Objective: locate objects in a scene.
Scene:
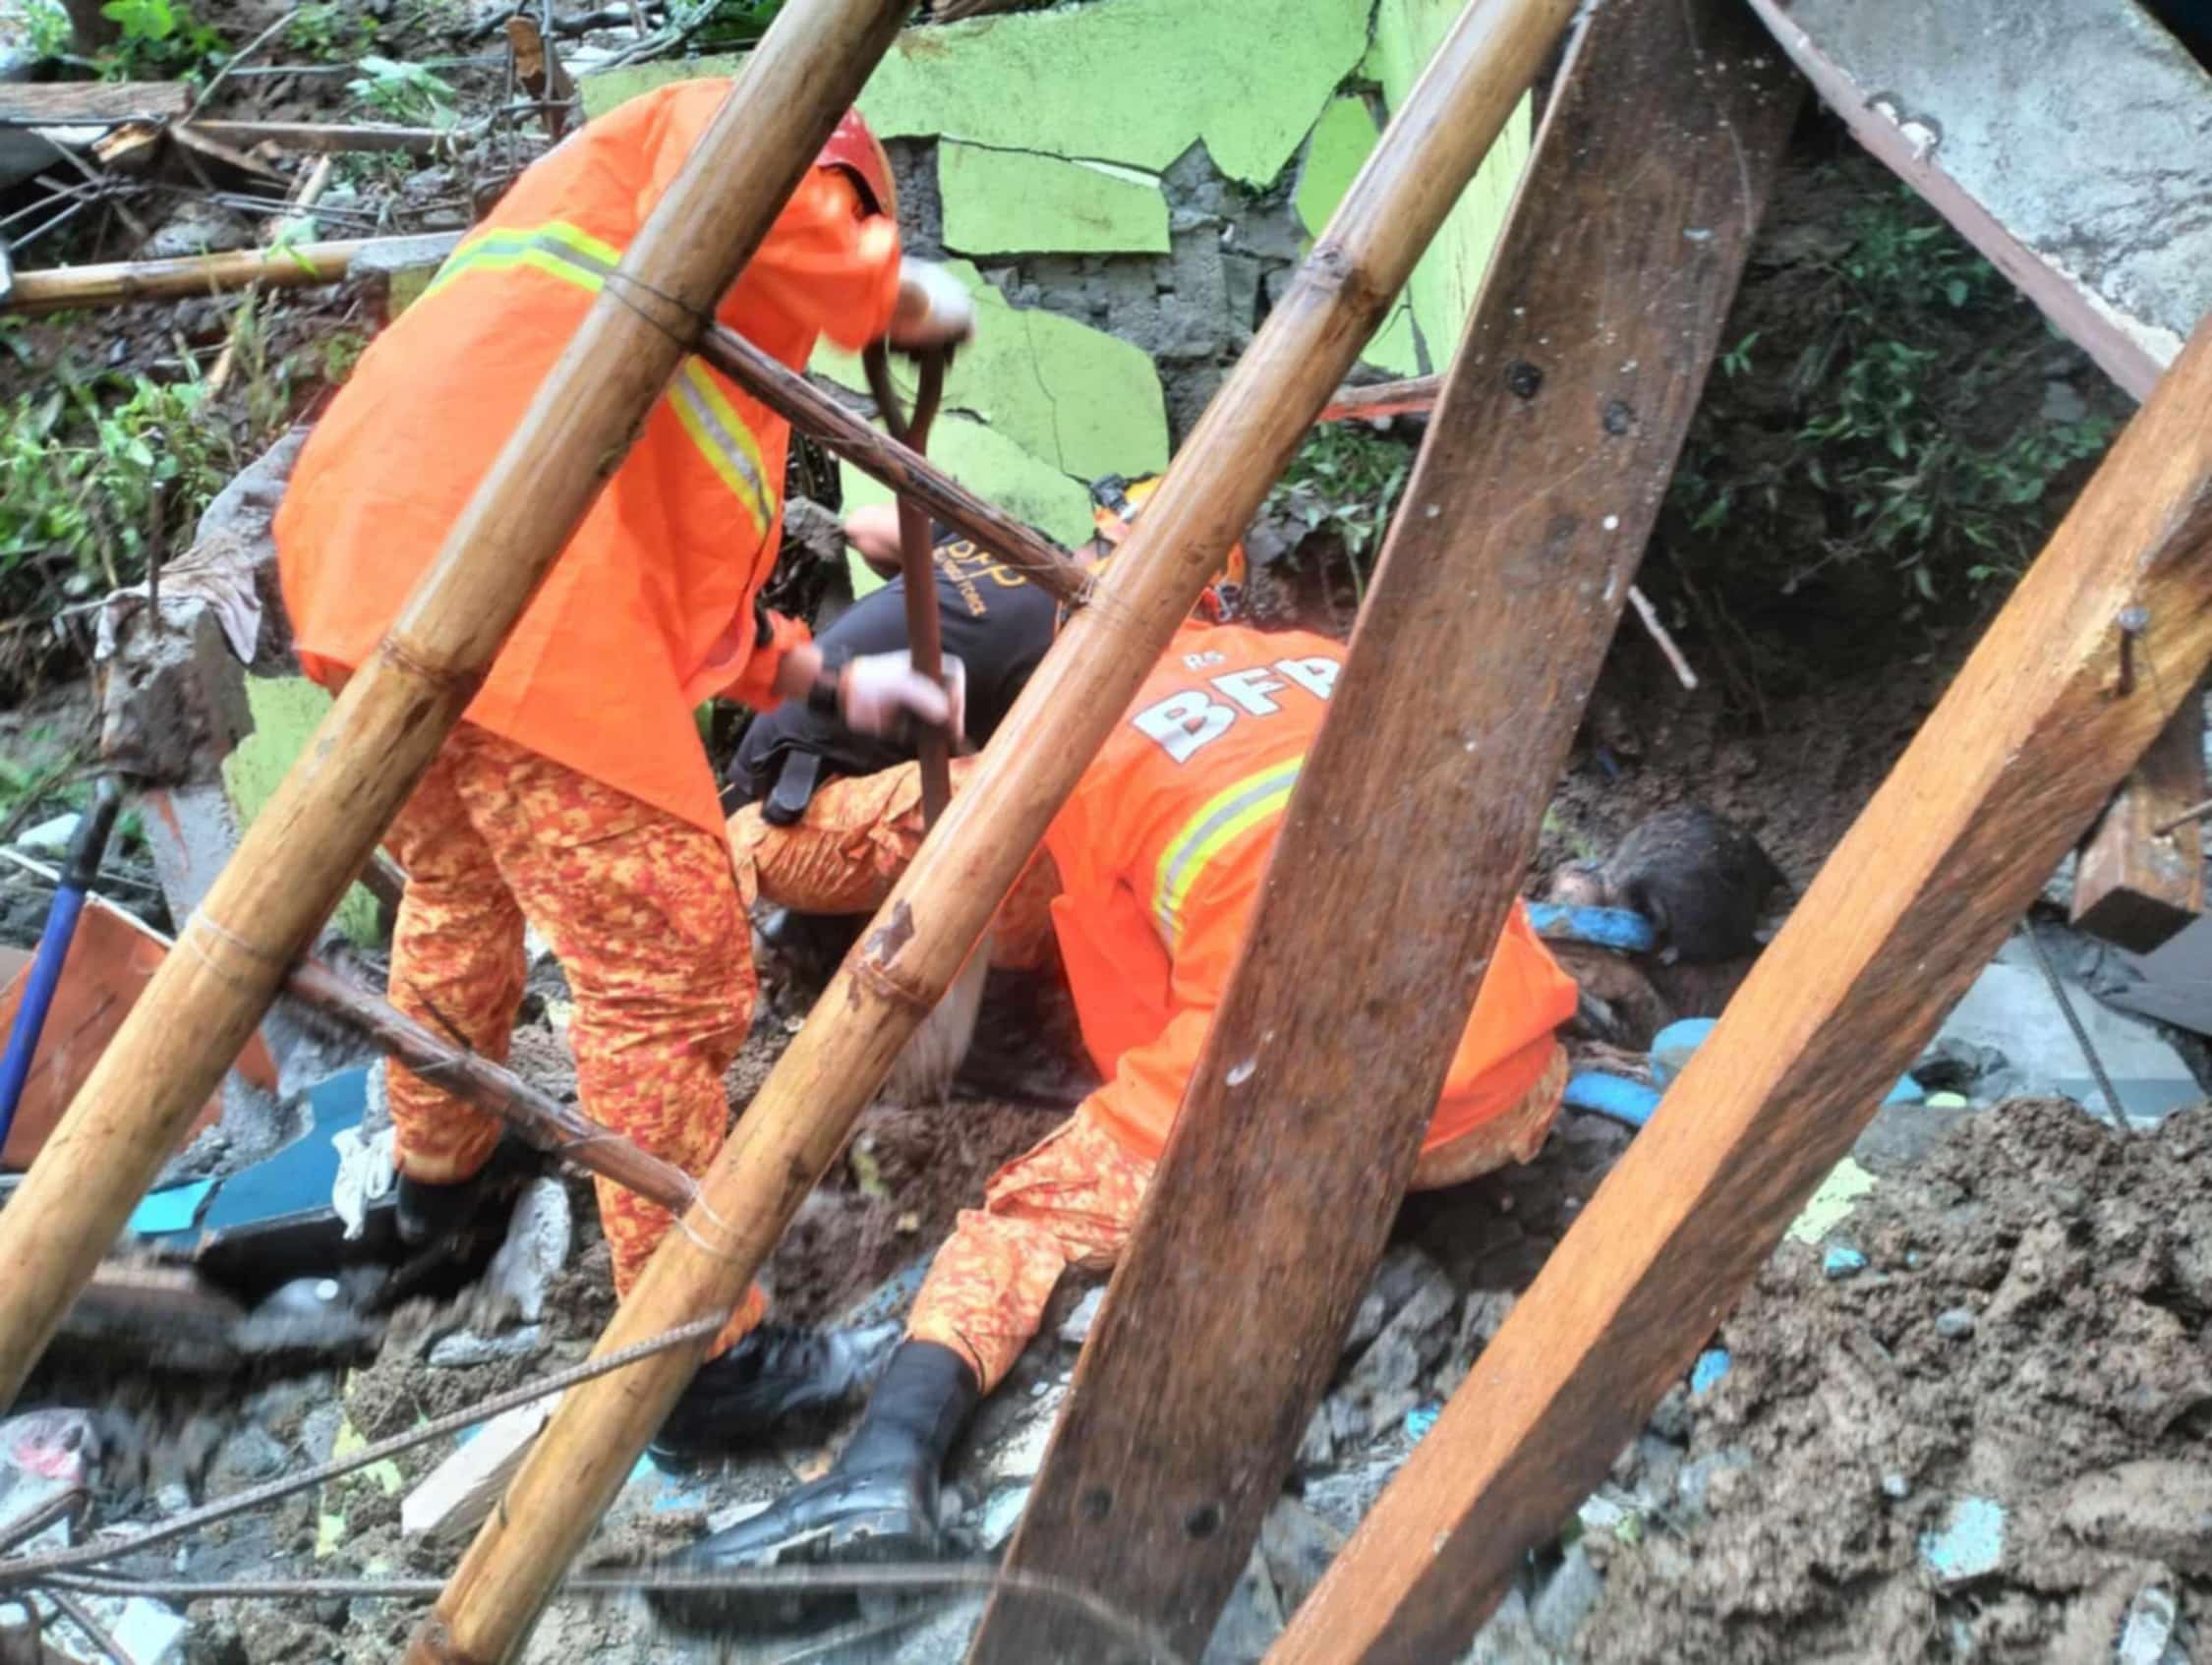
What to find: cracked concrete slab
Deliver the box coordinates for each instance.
[1295,94,1424,374]
[1368,0,1533,373]
[221,677,380,944]
[1746,0,2212,397]
[584,0,1369,188]
[816,258,1168,498]
[940,142,1170,256]
[838,412,1096,589]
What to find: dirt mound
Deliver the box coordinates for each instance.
[1580,1099,2212,1664]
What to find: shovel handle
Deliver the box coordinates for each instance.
[862,343,954,827]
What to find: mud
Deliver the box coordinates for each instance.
[1577,1098,2212,1665]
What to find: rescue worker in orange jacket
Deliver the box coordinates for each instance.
[649,492,1580,1607]
[274,86,978,1461]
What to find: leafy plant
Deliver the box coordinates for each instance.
[1270,423,1415,602]
[348,53,458,125]
[1666,178,2121,604]
[21,0,74,57]
[96,0,227,79]
[287,1,377,60]
[0,370,237,628]
[691,0,790,48]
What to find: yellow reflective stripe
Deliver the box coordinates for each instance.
[1151,755,1304,947]
[420,222,775,535]
[422,221,621,300]
[669,360,777,531]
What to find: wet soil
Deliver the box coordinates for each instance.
[1579,1098,2212,1664]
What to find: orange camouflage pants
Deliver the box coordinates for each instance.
[383,724,767,1354]
[907,1044,1573,1392]
[728,757,1060,970]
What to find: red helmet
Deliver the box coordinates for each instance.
[816,109,896,220]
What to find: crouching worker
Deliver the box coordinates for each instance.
[728,500,1065,978]
[646,535,1579,1616]
[274,86,979,1464]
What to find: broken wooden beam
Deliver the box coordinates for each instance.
[283,957,695,1214]
[0,239,376,316]
[2072,688,2206,952]
[1315,374,1441,424]
[696,323,1092,605]
[0,81,189,125]
[969,0,1797,1656]
[1267,309,2212,1665]
[0,0,915,1421]
[192,120,457,156]
[412,0,1579,1655]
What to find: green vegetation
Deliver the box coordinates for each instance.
[1270,422,1416,602]
[0,368,237,621]
[97,0,228,79]
[348,54,459,125]
[286,1,378,61]
[1668,180,2121,603]
[18,0,228,81]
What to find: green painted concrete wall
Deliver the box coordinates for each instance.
[222,677,381,945]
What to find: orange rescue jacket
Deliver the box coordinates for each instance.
[1044,621,1579,1164]
[275,81,902,836]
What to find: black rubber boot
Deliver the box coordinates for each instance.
[394,1132,542,1248]
[647,1320,902,1467]
[645,1340,980,1634]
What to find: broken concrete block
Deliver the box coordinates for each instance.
[1934,939,2201,1123]
[483,1177,572,1326]
[348,230,464,316]
[1259,1494,1344,1613]
[941,143,1170,256]
[1059,1286,1104,1347]
[1530,1543,1603,1651]
[1745,0,2212,398]
[1919,1494,2008,1584]
[820,258,1170,487]
[1201,1543,1285,1665]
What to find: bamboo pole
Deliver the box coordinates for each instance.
[410,0,1579,1658]
[0,0,913,1413]
[0,240,377,316]
[695,323,1092,604]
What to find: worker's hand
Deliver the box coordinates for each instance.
[841,650,968,744]
[843,502,906,580]
[888,258,975,349]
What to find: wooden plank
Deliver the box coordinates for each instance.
[2072,691,2206,952]
[0,82,189,125]
[965,2,1801,1658]
[1266,324,2212,1665]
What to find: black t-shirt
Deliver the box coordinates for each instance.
[728,525,1058,809]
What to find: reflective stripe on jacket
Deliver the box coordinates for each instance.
[1044,621,1580,1163]
[275,80,901,835]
